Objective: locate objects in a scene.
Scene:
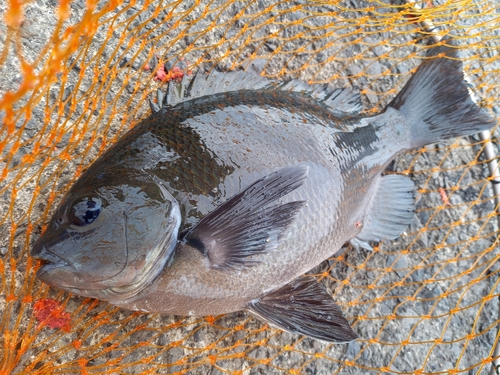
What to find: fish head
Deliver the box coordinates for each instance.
[31,173,181,302]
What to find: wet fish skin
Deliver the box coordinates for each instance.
[31,41,495,342]
[34,169,182,301]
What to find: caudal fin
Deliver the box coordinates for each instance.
[388,40,495,149]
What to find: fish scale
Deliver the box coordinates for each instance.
[32,41,496,342]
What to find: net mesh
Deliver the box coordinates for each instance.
[0,0,499,374]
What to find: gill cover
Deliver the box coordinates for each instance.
[31,173,181,302]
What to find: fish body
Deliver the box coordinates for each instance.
[107,101,401,315]
[32,42,495,342]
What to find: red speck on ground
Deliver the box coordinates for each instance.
[154,65,185,82]
[438,187,452,206]
[33,298,71,330]
[154,64,168,81]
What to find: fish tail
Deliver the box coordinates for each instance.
[388,40,495,149]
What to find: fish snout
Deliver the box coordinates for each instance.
[31,240,69,277]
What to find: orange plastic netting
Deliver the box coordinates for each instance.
[0,0,499,374]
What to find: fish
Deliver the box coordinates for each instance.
[31,41,495,342]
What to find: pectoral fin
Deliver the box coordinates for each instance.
[181,166,308,269]
[247,276,357,343]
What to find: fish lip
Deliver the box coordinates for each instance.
[36,260,69,278]
[31,242,70,276]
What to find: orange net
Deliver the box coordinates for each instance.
[1,0,499,374]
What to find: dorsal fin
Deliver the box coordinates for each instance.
[152,61,363,121]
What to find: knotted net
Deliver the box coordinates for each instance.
[0,0,499,373]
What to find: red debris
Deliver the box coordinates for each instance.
[438,187,452,206]
[33,298,71,330]
[154,65,185,82]
[146,54,190,82]
[154,63,168,81]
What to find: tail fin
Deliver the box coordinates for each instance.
[388,40,495,149]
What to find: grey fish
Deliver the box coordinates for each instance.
[31,41,495,342]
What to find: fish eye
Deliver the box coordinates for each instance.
[70,197,102,226]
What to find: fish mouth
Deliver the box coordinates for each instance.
[31,242,70,278]
[37,260,69,278]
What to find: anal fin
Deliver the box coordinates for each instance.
[350,174,415,251]
[247,276,357,343]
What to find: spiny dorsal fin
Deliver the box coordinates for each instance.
[153,62,363,121]
[180,166,309,269]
